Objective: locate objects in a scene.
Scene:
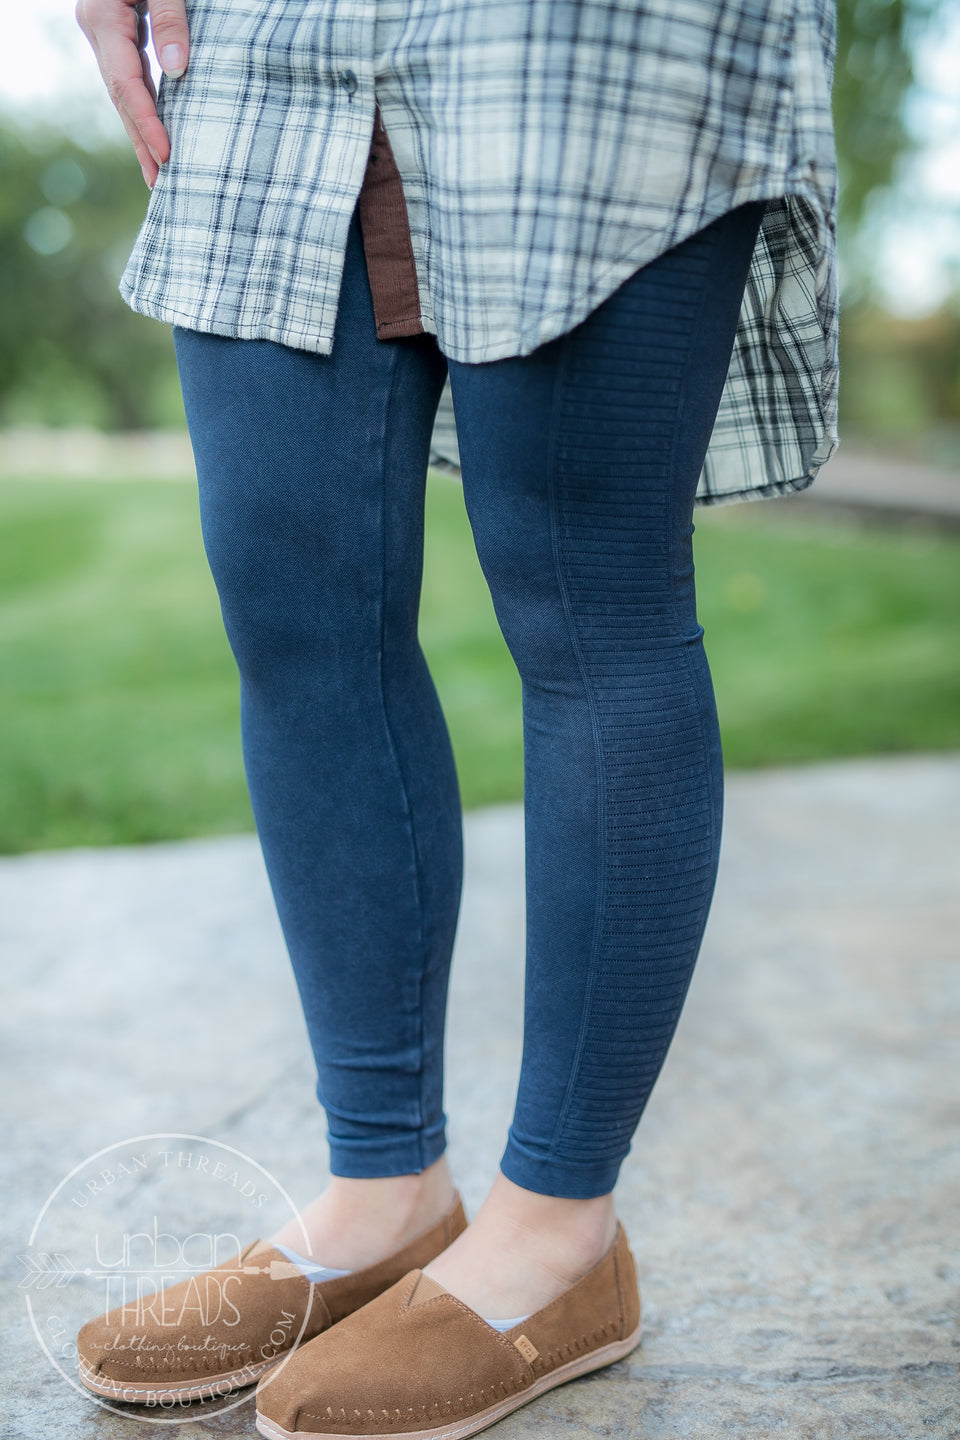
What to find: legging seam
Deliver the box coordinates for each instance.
[543,328,611,1159]
[667,229,726,1011]
[546,224,730,1167]
[376,342,430,1160]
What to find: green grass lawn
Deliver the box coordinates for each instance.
[1,472,957,853]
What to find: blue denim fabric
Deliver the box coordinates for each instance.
[173,197,765,1198]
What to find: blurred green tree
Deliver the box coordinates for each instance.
[833,0,935,239]
[0,124,180,430]
[833,1,959,455]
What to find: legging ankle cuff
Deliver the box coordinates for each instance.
[327,1125,447,1179]
[500,1137,623,1199]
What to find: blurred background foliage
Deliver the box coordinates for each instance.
[0,126,182,429]
[1,0,958,851]
[832,0,960,460]
[0,0,958,448]
[1,468,958,851]
[833,0,927,239]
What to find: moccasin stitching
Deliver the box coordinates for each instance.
[293,1250,628,1428]
[535,1317,620,1373]
[301,1369,533,1429]
[102,1337,269,1380]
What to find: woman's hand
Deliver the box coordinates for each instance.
[76,0,190,188]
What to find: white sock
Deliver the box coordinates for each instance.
[279,1244,530,1330]
[275,1243,352,1282]
[483,1313,532,1332]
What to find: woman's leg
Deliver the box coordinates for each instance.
[428,202,766,1313]
[173,209,461,1259]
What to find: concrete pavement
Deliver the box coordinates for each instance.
[1,755,958,1438]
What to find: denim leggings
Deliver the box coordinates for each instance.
[174,198,765,1199]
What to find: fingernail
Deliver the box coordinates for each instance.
[141,164,154,189]
[147,143,163,166]
[160,44,186,77]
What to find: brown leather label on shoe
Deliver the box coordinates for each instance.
[514,1334,539,1363]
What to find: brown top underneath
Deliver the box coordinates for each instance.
[356,107,426,340]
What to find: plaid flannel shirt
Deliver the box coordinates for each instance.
[122,0,839,504]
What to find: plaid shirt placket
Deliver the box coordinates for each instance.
[121,0,839,505]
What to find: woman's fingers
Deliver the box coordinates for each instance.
[146,0,190,79]
[76,0,189,187]
[114,96,161,189]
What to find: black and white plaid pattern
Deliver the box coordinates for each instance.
[121,0,838,504]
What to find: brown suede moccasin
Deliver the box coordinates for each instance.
[254,1222,642,1440]
[76,1194,467,1405]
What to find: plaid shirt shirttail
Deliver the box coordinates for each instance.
[122,0,839,505]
